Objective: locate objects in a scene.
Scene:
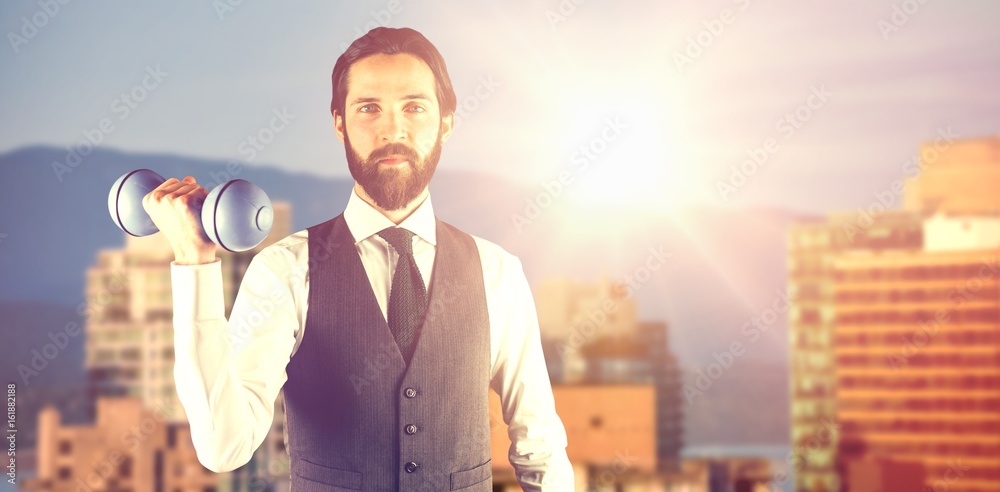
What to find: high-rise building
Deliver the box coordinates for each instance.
[788,210,922,492]
[790,135,1000,491]
[834,217,1000,490]
[789,218,840,492]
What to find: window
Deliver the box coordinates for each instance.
[119,457,132,478]
[800,309,821,324]
[94,349,114,363]
[120,348,141,361]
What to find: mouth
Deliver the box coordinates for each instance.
[377,155,409,166]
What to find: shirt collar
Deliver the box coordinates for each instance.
[343,186,438,246]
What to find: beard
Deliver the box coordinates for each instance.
[344,125,443,211]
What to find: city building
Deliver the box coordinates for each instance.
[535,277,683,475]
[833,220,1000,490]
[790,135,1000,491]
[904,136,1000,215]
[842,458,926,492]
[490,384,659,491]
[21,398,221,492]
[788,210,922,492]
[535,277,639,382]
[580,322,684,473]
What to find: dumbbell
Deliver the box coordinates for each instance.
[108,169,273,252]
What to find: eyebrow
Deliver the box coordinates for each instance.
[349,93,433,106]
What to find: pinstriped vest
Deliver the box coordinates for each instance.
[282,214,493,491]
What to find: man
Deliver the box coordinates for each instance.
[144,27,574,491]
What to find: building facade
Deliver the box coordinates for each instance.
[834,225,1000,490]
[535,278,684,476]
[790,135,1000,491]
[22,398,220,492]
[789,210,923,492]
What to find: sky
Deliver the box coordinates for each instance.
[2,0,999,214]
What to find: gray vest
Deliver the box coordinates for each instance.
[282,214,493,491]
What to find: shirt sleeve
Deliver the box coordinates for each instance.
[489,255,576,491]
[170,249,298,473]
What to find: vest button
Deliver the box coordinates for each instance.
[404,461,419,473]
[405,424,418,435]
[404,387,417,398]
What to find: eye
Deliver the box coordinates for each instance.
[405,104,426,113]
[358,104,380,113]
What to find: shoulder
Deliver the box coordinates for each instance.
[251,228,310,281]
[436,220,526,284]
[468,233,528,293]
[469,233,520,267]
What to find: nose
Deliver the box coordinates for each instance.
[378,109,406,143]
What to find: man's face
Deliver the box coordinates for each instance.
[335,53,454,211]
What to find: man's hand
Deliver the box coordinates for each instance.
[142,176,217,265]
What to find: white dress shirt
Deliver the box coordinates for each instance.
[169,188,575,490]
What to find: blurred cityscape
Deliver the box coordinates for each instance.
[7,134,1000,492]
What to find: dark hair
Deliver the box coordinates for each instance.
[331,27,457,119]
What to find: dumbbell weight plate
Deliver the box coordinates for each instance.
[108,169,167,237]
[202,179,273,252]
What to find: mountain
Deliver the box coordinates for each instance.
[0,301,90,450]
[0,145,803,446]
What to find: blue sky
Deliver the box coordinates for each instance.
[2,0,998,213]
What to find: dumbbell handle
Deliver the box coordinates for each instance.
[143,175,219,265]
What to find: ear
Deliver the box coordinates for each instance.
[440,112,455,143]
[334,111,346,145]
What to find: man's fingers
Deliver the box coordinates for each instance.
[182,185,208,198]
[151,182,198,201]
[181,185,208,204]
[170,183,200,198]
[154,179,186,195]
[155,176,196,194]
